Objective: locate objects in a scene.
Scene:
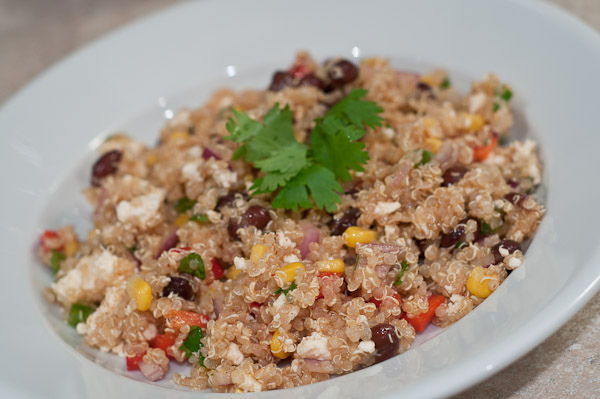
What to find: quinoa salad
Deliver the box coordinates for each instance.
[37,52,545,392]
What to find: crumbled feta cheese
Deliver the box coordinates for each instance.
[181,161,201,181]
[283,254,299,263]
[273,295,287,310]
[296,332,331,360]
[357,340,376,354]
[210,163,237,188]
[226,343,244,365]
[374,201,401,215]
[187,145,202,158]
[239,373,262,392]
[234,257,247,270]
[277,231,295,248]
[116,189,165,229]
[469,92,487,114]
[95,250,116,275]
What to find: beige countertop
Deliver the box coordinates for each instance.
[1,0,599,397]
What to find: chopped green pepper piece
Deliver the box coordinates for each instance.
[493,103,500,112]
[50,250,65,275]
[179,253,206,280]
[175,197,197,214]
[68,303,95,327]
[500,87,513,102]
[414,150,433,168]
[189,213,208,223]
[440,77,451,89]
[274,282,297,295]
[180,326,204,362]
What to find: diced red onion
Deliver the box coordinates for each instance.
[375,264,392,278]
[139,362,166,381]
[125,248,141,270]
[300,224,320,259]
[212,297,223,319]
[155,228,178,259]
[201,147,221,160]
[388,162,411,187]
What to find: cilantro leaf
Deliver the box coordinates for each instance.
[175,197,197,214]
[274,282,297,295]
[441,77,451,89]
[272,164,342,212]
[500,87,513,102]
[310,119,370,182]
[225,89,382,211]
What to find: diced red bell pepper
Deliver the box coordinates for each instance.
[211,258,224,280]
[404,294,446,333]
[151,332,177,359]
[126,352,145,371]
[40,230,61,252]
[473,132,499,162]
[165,310,209,330]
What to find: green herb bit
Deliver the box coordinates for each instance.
[394,260,410,286]
[480,220,502,236]
[500,87,513,102]
[498,136,508,146]
[440,77,451,89]
[179,253,206,279]
[175,197,197,214]
[453,241,467,250]
[189,213,208,223]
[68,303,96,327]
[274,282,297,295]
[225,88,383,212]
[128,245,137,253]
[50,250,66,275]
[180,326,204,360]
[493,103,500,112]
[414,150,433,168]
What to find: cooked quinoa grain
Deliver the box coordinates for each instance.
[37,52,544,392]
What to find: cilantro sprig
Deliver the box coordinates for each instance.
[226,89,383,212]
[394,260,410,286]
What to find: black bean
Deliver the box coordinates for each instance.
[228,217,240,241]
[328,59,359,86]
[91,150,122,187]
[241,205,271,230]
[506,179,519,189]
[491,240,522,264]
[504,192,527,207]
[370,324,400,363]
[329,207,360,236]
[162,277,194,301]
[440,225,466,248]
[442,166,468,187]
[298,73,325,89]
[416,82,432,91]
[268,71,294,91]
[216,193,238,210]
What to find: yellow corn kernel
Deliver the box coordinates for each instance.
[167,131,189,142]
[422,117,438,130]
[226,267,241,280]
[64,240,79,257]
[270,330,290,359]
[467,266,498,298]
[127,276,152,311]
[234,389,244,393]
[424,137,443,154]
[342,226,377,248]
[174,214,189,227]
[460,112,485,132]
[275,262,305,286]
[146,153,158,166]
[420,74,435,86]
[316,259,345,274]
[250,244,266,263]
